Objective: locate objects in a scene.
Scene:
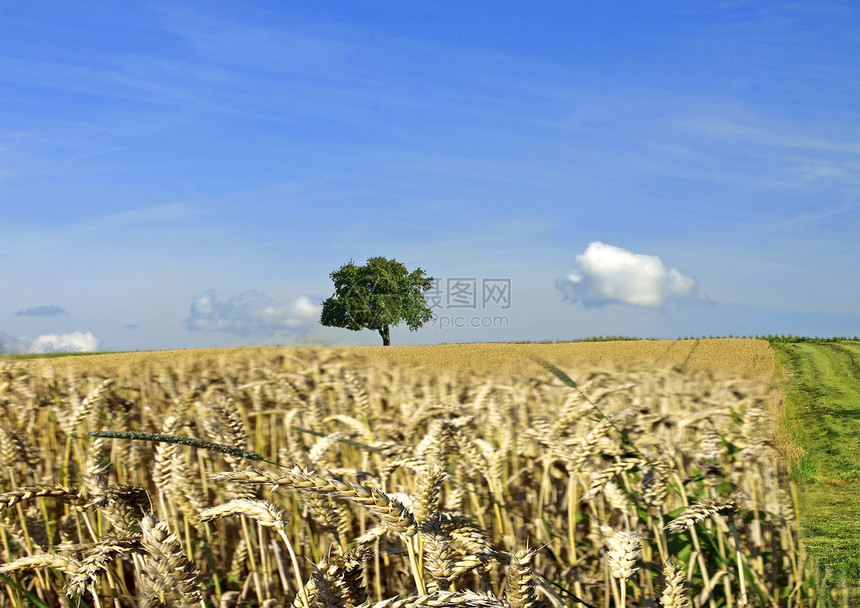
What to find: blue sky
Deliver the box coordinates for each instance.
[1,1,858,353]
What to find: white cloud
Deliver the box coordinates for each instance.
[556,242,703,308]
[25,331,101,354]
[184,289,321,336]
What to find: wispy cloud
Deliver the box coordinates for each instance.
[92,203,200,230]
[682,120,860,154]
[154,6,357,75]
[14,305,69,316]
[763,203,858,230]
[32,202,201,237]
[663,107,860,191]
[0,56,201,110]
[757,159,860,189]
[556,242,706,308]
[184,289,321,336]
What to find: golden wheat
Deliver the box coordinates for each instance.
[0,340,812,607]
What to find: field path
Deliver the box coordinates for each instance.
[772,341,860,602]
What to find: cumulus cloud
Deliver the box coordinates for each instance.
[556,242,703,308]
[0,331,102,354]
[14,305,69,316]
[27,332,101,353]
[185,289,321,336]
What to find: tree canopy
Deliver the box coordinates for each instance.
[319,256,436,346]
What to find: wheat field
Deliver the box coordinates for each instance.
[0,340,813,607]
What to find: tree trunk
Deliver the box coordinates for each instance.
[378,325,390,346]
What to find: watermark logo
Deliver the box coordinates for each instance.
[423,277,511,330]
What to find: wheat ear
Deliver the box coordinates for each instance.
[0,486,82,511]
[214,467,423,593]
[660,559,691,608]
[367,590,505,608]
[139,515,203,607]
[664,497,738,535]
[212,467,417,537]
[503,547,539,608]
[198,498,310,608]
[606,531,643,608]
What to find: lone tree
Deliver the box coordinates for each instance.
[320,256,435,346]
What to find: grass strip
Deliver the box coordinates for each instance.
[772,341,860,606]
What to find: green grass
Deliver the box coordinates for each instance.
[772,341,860,606]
